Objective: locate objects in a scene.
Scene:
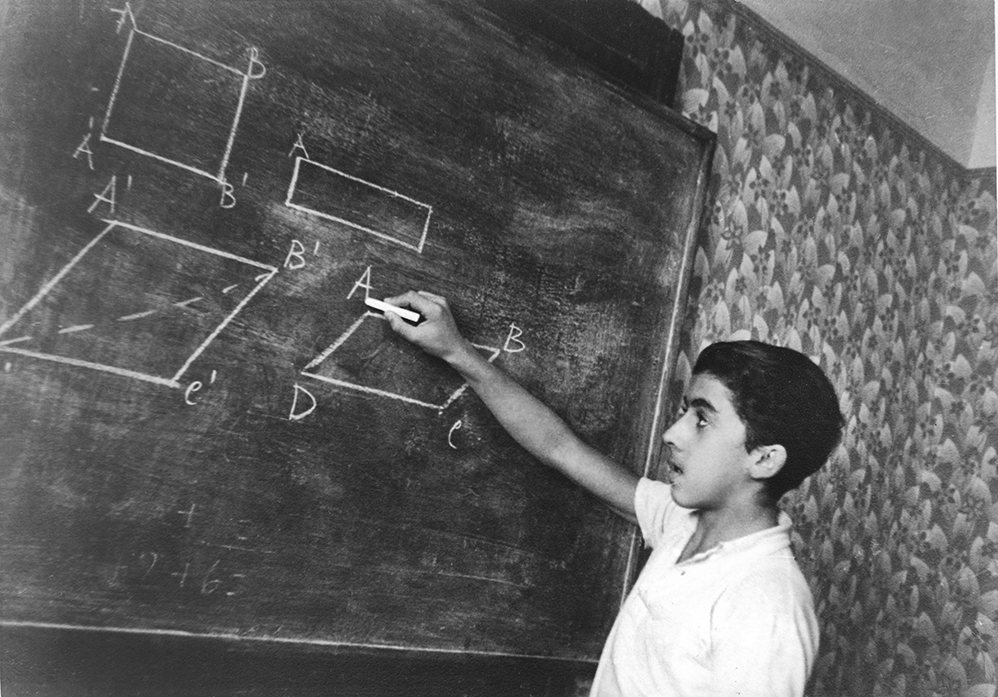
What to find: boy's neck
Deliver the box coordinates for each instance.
[679,503,779,562]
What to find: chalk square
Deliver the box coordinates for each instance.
[101,28,248,183]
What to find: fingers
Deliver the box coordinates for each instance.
[384,310,416,339]
[381,290,465,360]
[382,289,446,338]
[416,290,447,304]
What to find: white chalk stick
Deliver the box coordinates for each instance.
[365,297,421,323]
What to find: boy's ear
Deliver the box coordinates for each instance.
[748,444,787,480]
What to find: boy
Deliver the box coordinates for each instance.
[383,290,844,697]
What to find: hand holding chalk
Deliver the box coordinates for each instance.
[364,296,422,324]
[382,290,472,363]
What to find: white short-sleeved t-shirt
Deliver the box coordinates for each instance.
[590,478,819,697]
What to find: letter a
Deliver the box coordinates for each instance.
[73,133,95,170]
[347,266,373,299]
[87,176,117,215]
[289,384,317,421]
[288,132,309,160]
[111,3,136,34]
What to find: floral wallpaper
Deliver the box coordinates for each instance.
[638,0,998,695]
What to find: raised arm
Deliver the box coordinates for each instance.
[383,291,639,523]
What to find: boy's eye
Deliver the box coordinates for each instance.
[677,403,707,427]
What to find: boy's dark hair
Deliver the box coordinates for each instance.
[692,340,844,502]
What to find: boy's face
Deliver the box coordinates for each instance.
[662,373,755,510]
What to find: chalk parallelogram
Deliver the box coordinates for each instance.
[301,312,499,410]
[285,157,433,253]
[0,221,278,388]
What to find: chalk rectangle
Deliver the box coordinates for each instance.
[285,157,432,253]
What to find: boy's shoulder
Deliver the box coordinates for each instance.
[635,477,696,548]
[715,531,814,615]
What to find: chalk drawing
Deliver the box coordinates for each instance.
[179,503,196,528]
[0,220,278,388]
[101,4,265,185]
[301,312,499,411]
[88,175,118,215]
[72,132,95,170]
[448,420,462,449]
[285,157,433,253]
[184,380,204,404]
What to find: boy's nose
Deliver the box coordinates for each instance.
[661,422,677,447]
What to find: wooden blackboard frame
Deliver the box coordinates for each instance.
[481,0,686,106]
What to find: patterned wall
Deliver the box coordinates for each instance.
[638,0,998,694]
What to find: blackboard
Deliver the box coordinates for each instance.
[0,0,713,674]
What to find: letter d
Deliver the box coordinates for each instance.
[289,383,317,421]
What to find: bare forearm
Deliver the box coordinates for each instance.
[383,290,638,520]
[446,342,576,463]
[445,342,638,520]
